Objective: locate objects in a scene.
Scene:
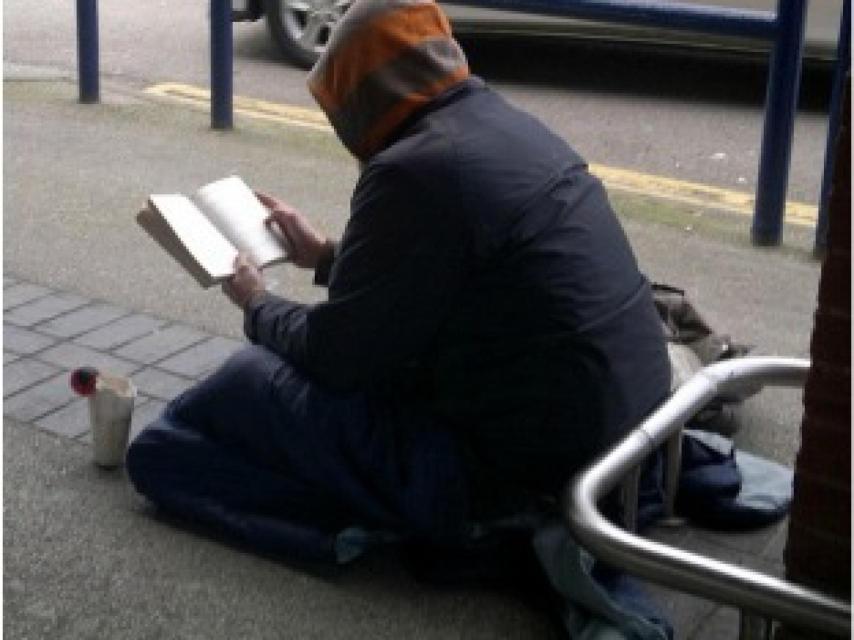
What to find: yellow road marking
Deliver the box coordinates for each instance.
[591,164,817,226]
[144,82,817,226]
[144,82,333,133]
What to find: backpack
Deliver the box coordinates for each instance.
[652,283,754,434]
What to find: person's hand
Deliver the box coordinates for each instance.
[255,192,331,270]
[222,255,265,310]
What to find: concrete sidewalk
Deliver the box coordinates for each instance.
[4,66,823,639]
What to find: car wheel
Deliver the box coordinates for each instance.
[264,0,351,69]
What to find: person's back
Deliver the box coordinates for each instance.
[351,77,671,503]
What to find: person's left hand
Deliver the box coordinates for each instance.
[222,255,266,309]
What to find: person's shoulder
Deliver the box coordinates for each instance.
[373,79,488,169]
[375,120,452,169]
[365,126,456,200]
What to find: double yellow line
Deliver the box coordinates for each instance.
[145,82,817,227]
[146,82,332,132]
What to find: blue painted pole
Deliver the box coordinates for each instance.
[814,0,850,257]
[211,0,233,130]
[76,0,99,103]
[751,0,807,246]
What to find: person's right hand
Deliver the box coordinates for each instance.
[255,192,332,270]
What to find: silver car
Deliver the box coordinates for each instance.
[235,0,844,70]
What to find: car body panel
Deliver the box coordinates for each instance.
[441,1,843,61]
[242,0,844,66]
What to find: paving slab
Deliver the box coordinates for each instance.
[74,313,167,350]
[4,372,77,422]
[4,325,57,355]
[132,367,195,402]
[36,302,129,339]
[3,359,60,397]
[114,325,208,365]
[36,342,140,378]
[156,336,244,378]
[4,291,90,327]
[35,398,93,439]
[3,282,52,310]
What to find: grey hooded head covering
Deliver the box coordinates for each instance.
[307,0,469,159]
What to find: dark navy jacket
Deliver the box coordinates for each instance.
[245,77,671,507]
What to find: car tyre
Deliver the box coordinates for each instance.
[264,0,350,70]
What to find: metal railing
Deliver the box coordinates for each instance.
[76,0,99,103]
[74,0,849,246]
[74,0,236,127]
[816,0,851,255]
[211,0,234,129]
[563,357,851,638]
[452,0,849,248]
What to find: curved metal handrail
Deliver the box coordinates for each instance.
[563,356,851,637]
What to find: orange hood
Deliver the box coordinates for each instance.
[307,0,470,160]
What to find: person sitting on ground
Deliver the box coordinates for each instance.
[127,0,670,570]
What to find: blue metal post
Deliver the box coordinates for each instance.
[814,0,851,256]
[751,0,808,246]
[211,0,233,130]
[76,0,99,103]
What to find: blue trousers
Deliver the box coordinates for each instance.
[126,345,471,564]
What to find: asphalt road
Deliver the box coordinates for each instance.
[4,0,835,204]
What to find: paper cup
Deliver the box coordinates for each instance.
[88,375,137,468]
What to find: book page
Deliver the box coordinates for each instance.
[193,176,287,268]
[148,194,238,282]
[137,207,221,288]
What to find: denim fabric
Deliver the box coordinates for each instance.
[127,344,471,564]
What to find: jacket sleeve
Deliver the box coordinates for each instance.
[312,239,339,287]
[243,163,470,391]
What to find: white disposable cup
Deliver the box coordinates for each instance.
[88,375,137,468]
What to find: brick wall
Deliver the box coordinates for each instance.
[777,78,851,639]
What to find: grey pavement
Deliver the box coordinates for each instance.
[4,66,823,639]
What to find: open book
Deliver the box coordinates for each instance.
[136,175,288,288]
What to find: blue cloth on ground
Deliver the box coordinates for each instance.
[533,520,673,639]
[677,429,793,530]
